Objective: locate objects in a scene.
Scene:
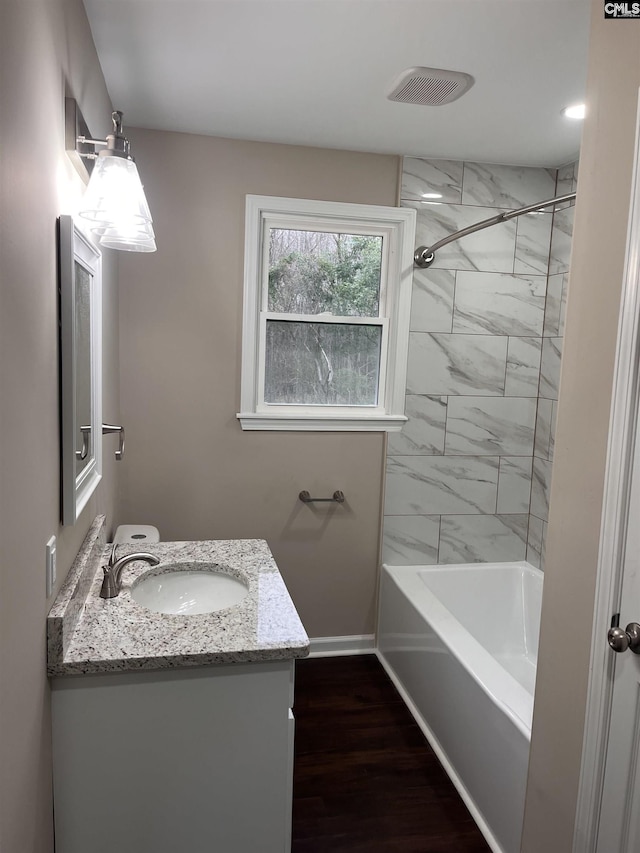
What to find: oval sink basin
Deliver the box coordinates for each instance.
[131,565,249,615]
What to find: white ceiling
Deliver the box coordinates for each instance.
[82,0,591,168]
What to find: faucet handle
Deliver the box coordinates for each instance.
[100,569,118,598]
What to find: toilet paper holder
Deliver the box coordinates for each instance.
[76,424,125,461]
[102,424,125,460]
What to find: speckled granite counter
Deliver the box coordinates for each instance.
[47,515,309,676]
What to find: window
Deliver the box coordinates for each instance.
[238,196,416,431]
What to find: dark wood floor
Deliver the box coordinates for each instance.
[292,655,492,853]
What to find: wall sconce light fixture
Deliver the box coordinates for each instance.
[66,98,156,252]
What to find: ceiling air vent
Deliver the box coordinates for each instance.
[387,66,475,106]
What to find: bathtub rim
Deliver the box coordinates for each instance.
[379,560,543,739]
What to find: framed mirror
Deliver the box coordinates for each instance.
[59,215,102,525]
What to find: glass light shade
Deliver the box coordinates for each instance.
[97,220,157,253]
[78,154,157,252]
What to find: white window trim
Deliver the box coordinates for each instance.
[237,195,416,432]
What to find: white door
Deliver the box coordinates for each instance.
[590,90,640,853]
[596,410,640,852]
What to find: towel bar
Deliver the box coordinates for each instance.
[299,490,345,504]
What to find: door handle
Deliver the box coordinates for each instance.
[608,622,640,654]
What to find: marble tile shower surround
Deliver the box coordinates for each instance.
[383,158,577,568]
[527,161,578,569]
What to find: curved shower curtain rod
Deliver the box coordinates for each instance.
[413,191,577,268]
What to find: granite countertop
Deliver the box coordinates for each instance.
[47,515,309,676]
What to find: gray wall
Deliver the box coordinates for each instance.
[0,2,119,850]
[117,129,400,639]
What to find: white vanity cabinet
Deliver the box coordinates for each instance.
[48,528,308,853]
[51,659,296,853]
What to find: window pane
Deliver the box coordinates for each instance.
[265,321,382,406]
[268,229,382,317]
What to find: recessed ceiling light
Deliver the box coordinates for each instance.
[562,103,586,120]
[421,192,443,199]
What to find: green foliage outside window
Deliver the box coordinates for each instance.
[265,229,384,405]
[268,229,382,317]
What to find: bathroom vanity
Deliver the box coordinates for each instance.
[47,516,309,853]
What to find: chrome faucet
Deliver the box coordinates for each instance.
[100,543,160,599]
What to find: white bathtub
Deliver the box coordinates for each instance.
[377,561,543,853]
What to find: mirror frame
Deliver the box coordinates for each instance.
[59,215,102,525]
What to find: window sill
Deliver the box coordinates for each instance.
[237,412,408,432]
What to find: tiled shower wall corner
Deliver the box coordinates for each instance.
[527,162,577,569]
[382,158,576,567]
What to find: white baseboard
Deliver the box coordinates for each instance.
[307,635,376,657]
